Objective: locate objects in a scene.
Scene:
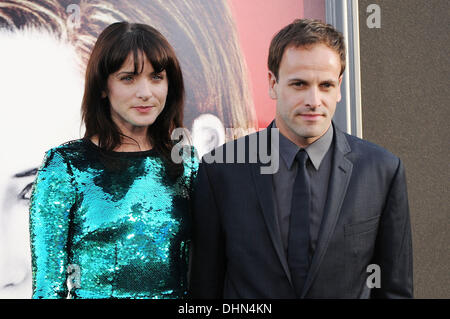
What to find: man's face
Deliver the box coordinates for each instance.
[269,43,342,147]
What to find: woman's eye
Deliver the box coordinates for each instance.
[152,74,163,80]
[18,183,33,201]
[121,76,134,82]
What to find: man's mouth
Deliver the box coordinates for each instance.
[299,113,323,119]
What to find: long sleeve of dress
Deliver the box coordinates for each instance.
[29,149,77,299]
[186,146,199,196]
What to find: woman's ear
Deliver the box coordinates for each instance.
[191,114,225,158]
[101,91,107,98]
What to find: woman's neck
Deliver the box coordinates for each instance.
[115,136,152,152]
[91,126,153,152]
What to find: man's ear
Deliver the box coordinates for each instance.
[268,71,278,100]
[337,75,343,102]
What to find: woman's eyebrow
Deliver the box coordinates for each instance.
[116,71,135,76]
[14,168,38,178]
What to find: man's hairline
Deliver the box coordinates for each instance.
[271,41,346,79]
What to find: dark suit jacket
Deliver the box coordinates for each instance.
[189,123,413,299]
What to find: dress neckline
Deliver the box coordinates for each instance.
[82,138,158,158]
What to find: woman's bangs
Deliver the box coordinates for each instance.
[142,35,170,74]
[102,35,139,75]
[103,32,170,76]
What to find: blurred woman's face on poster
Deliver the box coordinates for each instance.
[0,29,83,298]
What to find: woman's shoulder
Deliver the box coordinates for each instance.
[42,139,87,163]
[180,145,199,165]
[46,138,83,151]
[178,145,199,181]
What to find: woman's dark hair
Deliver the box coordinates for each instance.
[81,21,184,179]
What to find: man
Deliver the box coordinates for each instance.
[190,19,413,298]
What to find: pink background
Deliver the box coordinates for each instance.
[228,0,304,129]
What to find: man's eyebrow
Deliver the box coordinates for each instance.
[288,78,338,84]
[320,79,339,84]
[288,78,308,83]
[14,168,38,178]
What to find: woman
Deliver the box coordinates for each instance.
[29,22,198,299]
[2,0,255,299]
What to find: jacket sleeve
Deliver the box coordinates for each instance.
[189,161,226,298]
[371,159,414,298]
[29,149,77,299]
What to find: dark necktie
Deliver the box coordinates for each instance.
[287,149,310,297]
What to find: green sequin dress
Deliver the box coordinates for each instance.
[29,139,198,299]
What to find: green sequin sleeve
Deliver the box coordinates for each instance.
[29,140,198,299]
[29,149,77,299]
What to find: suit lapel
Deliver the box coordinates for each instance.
[251,164,293,287]
[301,127,353,298]
[250,126,293,287]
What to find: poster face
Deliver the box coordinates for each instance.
[0,0,325,298]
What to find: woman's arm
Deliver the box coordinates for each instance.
[29,149,77,299]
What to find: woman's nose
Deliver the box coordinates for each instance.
[0,260,29,288]
[136,79,153,101]
[0,217,32,297]
[0,247,32,298]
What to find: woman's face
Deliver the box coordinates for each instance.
[0,28,83,298]
[105,53,169,133]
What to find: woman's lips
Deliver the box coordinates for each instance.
[133,106,153,113]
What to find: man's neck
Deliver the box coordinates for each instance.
[275,119,330,149]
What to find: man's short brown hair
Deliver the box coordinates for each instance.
[268,19,346,79]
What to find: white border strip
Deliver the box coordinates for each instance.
[341,0,352,134]
[325,0,363,138]
[352,0,363,138]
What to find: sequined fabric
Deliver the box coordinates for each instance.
[29,139,198,299]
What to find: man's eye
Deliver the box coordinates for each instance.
[18,183,33,201]
[292,82,305,87]
[321,83,333,88]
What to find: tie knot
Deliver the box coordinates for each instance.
[295,149,308,166]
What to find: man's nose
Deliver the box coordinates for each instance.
[304,87,321,108]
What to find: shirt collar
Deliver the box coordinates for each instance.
[273,120,334,171]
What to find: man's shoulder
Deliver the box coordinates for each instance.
[344,132,398,159]
[338,130,402,174]
[202,128,270,164]
[200,129,272,174]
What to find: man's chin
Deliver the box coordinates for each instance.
[293,128,325,140]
